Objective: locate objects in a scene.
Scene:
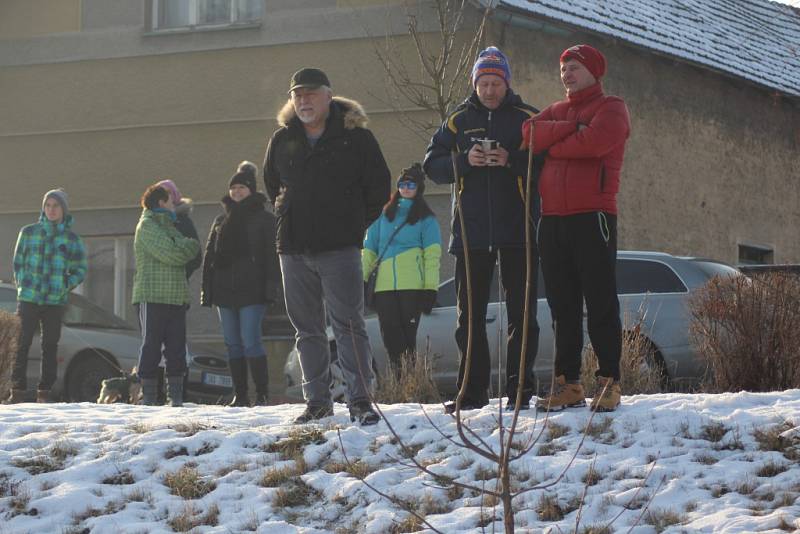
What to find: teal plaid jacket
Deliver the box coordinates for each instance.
[13,214,87,306]
[132,210,200,306]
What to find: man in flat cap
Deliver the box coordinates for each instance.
[522,44,631,413]
[263,68,391,425]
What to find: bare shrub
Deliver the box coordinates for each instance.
[690,272,800,392]
[13,454,63,475]
[264,428,325,460]
[700,421,729,443]
[755,461,788,478]
[645,507,686,531]
[272,479,320,508]
[374,350,440,404]
[168,502,219,532]
[581,311,667,394]
[0,310,20,400]
[102,470,135,485]
[162,465,216,499]
[536,493,565,521]
[390,515,424,533]
[260,466,297,488]
[323,460,376,479]
[753,421,800,461]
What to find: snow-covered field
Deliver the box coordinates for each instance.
[1,391,799,533]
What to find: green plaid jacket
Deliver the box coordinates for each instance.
[132,210,200,305]
[13,213,87,305]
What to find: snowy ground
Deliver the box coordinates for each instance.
[1,391,799,534]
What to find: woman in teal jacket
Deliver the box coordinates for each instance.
[362,164,441,369]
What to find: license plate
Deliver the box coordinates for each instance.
[202,372,232,388]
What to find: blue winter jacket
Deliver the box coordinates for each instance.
[362,198,441,292]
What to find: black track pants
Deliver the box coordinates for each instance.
[454,247,540,404]
[538,212,621,381]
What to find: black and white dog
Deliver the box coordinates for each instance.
[97,368,142,404]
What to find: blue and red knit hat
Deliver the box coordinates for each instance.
[471,46,511,87]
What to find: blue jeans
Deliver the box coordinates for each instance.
[217,304,267,360]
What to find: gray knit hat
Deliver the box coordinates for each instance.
[42,188,69,216]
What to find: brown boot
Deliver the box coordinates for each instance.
[536,375,586,411]
[590,376,621,412]
[5,389,26,404]
[36,389,50,403]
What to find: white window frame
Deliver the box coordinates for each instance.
[80,235,134,320]
[151,0,262,32]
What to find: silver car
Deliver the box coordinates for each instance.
[283,251,741,400]
[0,283,233,403]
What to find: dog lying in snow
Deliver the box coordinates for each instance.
[97,368,142,404]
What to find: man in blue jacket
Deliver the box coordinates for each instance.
[424,47,542,413]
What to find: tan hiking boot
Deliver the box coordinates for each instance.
[536,375,586,411]
[590,376,621,412]
[5,389,26,404]
[36,389,50,403]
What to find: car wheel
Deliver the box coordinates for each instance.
[66,351,121,402]
[329,343,378,403]
[637,339,671,391]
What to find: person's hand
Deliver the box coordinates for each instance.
[486,146,509,167]
[419,290,438,315]
[467,144,488,167]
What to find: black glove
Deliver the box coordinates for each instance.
[419,290,438,315]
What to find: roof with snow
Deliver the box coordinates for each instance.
[497,0,800,97]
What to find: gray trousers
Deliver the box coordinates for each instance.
[280,247,374,407]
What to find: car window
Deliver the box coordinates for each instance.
[0,287,17,314]
[63,293,136,329]
[616,259,687,294]
[435,268,546,308]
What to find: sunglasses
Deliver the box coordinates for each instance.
[398,181,418,190]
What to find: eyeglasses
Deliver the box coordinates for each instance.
[398,181,418,190]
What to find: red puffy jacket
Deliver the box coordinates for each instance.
[522,83,630,216]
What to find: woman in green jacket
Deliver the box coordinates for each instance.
[362,164,441,370]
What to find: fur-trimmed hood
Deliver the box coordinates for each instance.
[276,96,368,130]
[175,198,194,216]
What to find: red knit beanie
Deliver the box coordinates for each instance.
[560,44,607,80]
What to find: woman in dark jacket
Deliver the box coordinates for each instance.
[201,161,280,406]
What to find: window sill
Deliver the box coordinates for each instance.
[143,21,262,37]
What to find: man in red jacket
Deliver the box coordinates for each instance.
[521,44,630,412]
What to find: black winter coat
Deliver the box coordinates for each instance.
[174,200,202,279]
[423,90,543,253]
[200,193,280,309]
[262,97,391,254]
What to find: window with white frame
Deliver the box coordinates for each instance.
[80,236,135,321]
[152,0,262,31]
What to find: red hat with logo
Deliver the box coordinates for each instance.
[560,44,607,80]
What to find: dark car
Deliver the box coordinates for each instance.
[0,283,232,403]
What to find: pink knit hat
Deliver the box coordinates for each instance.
[156,179,182,205]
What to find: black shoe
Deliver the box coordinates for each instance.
[443,400,487,414]
[349,402,380,426]
[253,392,268,406]
[228,395,250,407]
[293,404,334,424]
[505,399,531,411]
